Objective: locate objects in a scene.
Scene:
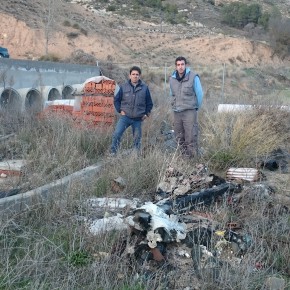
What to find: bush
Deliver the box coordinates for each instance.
[222,3,263,28]
[72,23,80,29]
[66,32,79,39]
[268,15,290,59]
[62,20,71,27]
[107,5,116,12]
[258,12,270,29]
[80,27,88,36]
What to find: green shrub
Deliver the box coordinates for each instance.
[68,250,92,267]
[62,20,71,27]
[258,11,270,29]
[66,31,79,39]
[72,23,80,29]
[107,5,116,12]
[222,3,263,28]
[268,14,290,59]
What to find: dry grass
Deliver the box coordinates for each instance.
[200,107,290,170]
[0,70,290,289]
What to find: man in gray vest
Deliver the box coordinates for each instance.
[110,66,153,155]
[169,56,203,158]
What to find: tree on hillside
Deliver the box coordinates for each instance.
[268,11,290,60]
[42,0,61,55]
[222,2,263,28]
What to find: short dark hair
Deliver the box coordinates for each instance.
[130,66,141,75]
[175,56,187,65]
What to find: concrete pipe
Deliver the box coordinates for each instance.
[62,85,74,99]
[0,88,22,112]
[41,86,62,102]
[25,88,43,114]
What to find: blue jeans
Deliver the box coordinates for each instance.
[111,115,142,154]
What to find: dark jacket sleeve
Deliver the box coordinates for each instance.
[114,87,123,113]
[145,87,153,116]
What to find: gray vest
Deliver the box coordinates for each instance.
[120,81,148,118]
[170,71,197,112]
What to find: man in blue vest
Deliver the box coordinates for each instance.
[169,56,203,158]
[110,66,153,155]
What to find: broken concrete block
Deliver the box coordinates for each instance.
[173,183,191,196]
[0,159,26,176]
[263,276,285,290]
[111,176,126,192]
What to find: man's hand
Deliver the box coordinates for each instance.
[120,111,126,115]
[142,115,148,121]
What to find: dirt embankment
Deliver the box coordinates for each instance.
[0,7,289,68]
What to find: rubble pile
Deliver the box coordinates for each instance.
[82,163,290,289]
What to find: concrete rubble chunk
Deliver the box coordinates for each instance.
[263,276,285,290]
[0,159,26,176]
[111,176,126,192]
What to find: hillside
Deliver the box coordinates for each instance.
[0,0,289,67]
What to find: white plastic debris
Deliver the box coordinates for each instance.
[87,197,140,210]
[127,202,187,248]
[88,213,128,235]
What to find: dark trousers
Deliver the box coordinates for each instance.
[173,109,198,157]
[111,115,142,154]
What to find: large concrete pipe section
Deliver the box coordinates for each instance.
[0,88,22,112]
[0,58,101,113]
[25,88,43,113]
[15,87,43,113]
[62,85,74,99]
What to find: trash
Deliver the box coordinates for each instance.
[0,159,25,176]
[157,182,237,213]
[82,163,289,287]
[224,230,252,255]
[87,197,140,210]
[259,148,290,173]
[226,167,261,182]
[111,176,126,193]
[127,202,187,248]
[88,213,128,235]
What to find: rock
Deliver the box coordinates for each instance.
[263,276,285,290]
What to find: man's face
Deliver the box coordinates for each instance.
[129,70,140,85]
[176,60,186,75]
